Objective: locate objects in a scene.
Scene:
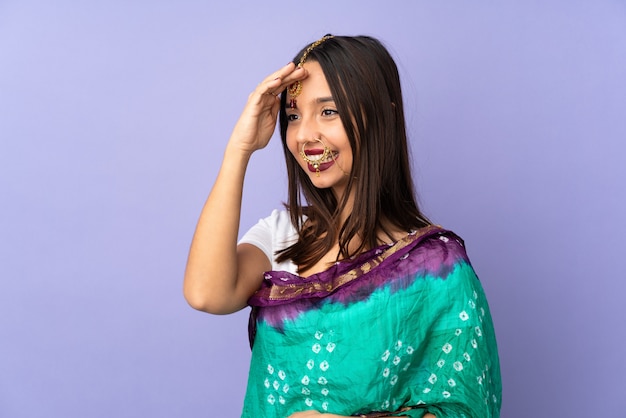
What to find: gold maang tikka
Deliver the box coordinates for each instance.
[287,35,334,109]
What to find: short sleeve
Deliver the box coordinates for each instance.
[238,209,299,273]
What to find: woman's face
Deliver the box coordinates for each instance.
[285,61,353,199]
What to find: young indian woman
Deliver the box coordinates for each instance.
[184,35,501,418]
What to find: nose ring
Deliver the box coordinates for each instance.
[300,138,331,177]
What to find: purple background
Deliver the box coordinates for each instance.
[1,1,625,417]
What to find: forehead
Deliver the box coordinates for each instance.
[299,61,332,96]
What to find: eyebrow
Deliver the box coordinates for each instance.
[316,96,335,103]
[284,96,335,110]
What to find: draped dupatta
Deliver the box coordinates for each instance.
[243,226,501,418]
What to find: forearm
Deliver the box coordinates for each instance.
[183,144,253,313]
[183,62,306,314]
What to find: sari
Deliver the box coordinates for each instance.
[242,225,501,417]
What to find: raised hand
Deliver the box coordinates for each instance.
[229,62,307,154]
[184,62,308,315]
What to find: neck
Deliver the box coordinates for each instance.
[333,188,355,225]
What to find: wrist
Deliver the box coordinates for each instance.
[223,141,254,162]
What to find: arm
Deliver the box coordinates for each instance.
[183,63,307,314]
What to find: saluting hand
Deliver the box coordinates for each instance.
[229,62,307,154]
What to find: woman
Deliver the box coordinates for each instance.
[184,35,501,418]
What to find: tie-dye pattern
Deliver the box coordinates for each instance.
[243,227,501,418]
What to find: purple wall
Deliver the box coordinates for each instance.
[1,1,625,417]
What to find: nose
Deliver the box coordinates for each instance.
[291,114,321,148]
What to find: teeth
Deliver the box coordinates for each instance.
[307,154,324,162]
[305,152,337,163]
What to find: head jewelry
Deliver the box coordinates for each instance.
[287,34,334,109]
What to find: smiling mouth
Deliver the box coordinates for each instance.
[299,148,338,176]
[302,149,337,165]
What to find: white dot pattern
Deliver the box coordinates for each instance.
[247,247,501,417]
[378,339,418,410]
[260,329,337,412]
[416,285,497,410]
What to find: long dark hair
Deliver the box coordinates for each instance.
[276,35,430,272]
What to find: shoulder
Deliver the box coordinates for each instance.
[240,209,293,240]
[265,209,292,229]
[239,210,300,271]
[409,226,472,274]
[252,209,297,240]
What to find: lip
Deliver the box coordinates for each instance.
[307,159,335,173]
[302,148,338,173]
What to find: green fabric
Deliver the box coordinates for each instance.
[242,248,501,417]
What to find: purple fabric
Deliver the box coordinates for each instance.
[247,227,471,345]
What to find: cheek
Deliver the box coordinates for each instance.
[285,136,301,163]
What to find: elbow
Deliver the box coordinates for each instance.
[183,289,212,312]
[183,286,217,313]
[183,271,214,313]
[183,281,244,315]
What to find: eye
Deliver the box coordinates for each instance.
[321,108,338,117]
[286,113,299,122]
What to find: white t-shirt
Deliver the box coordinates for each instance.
[238,209,299,273]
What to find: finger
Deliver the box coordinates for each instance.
[263,62,297,83]
[275,66,308,89]
[260,63,307,94]
[256,63,295,94]
[261,71,307,100]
